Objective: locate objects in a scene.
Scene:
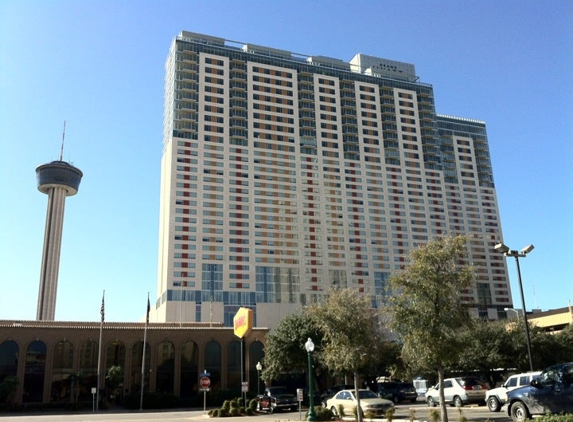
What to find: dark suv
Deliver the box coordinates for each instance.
[506,362,573,422]
[377,381,418,403]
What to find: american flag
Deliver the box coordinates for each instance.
[100,292,105,323]
[146,295,150,325]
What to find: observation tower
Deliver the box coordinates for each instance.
[35,158,83,320]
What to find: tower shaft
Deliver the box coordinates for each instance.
[37,186,67,320]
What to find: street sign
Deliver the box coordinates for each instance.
[200,376,211,389]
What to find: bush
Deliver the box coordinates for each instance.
[537,414,573,422]
[429,408,441,422]
[310,405,334,421]
[248,398,258,410]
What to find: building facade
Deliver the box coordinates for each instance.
[0,320,266,405]
[156,31,511,327]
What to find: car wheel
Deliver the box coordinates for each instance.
[427,396,436,407]
[453,396,463,407]
[269,405,275,414]
[411,398,418,403]
[330,406,338,416]
[487,396,501,412]
[510,402,530,422]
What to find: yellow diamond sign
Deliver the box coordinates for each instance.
[233,307,253,338]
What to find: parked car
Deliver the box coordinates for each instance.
[377,381,418,403]
[326,389,394,417]
[506,362,573,422]
[425,377,488,407]
[320,384,354,406]
[257,386,297,413]
[485,371,541,412]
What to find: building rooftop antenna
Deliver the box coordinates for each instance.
[59,121,66,161]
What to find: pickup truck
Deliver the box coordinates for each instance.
[256,386,297,413]
[506,362,573,422]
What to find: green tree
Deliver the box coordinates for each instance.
[105,365,124,405]
[456,319,514,387]
[308,288,387,422]
[261,313,325,387]
[389,235,474,422]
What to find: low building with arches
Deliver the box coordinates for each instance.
[0,320,268,405]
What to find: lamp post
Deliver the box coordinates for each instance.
[494,242,534,371]
[256,361,262,396]
[305,338,316,421]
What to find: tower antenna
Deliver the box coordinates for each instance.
[59,121,66,161]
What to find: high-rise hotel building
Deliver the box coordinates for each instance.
[156,31,511,328]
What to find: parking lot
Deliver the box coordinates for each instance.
[0,402,512,422]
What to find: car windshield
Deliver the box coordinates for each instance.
[358,390,379,399]
[268,387,288,395]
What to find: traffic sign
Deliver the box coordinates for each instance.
[200,376,211,389]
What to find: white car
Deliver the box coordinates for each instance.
[425,377,488,407]
[485,371,541,412]
[326,389,394,417]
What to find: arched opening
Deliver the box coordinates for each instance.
[180,341,198,398]
[51,340,74,403]
[23,340,46,403]
[227,341,241,392]
[156,341,175,394]
[204,341,221,390]
[130,341,150,394]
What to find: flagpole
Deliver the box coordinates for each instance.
[96,290,105,411]
[140,292,150,411]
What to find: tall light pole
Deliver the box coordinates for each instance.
[494,242,534,371]
[256,361,262,396]
[305,338,316,421]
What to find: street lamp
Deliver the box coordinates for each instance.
[494,242,534,371]
[305,338,316,421]
[256,361,262,396]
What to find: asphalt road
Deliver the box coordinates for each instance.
[0,402,512,422]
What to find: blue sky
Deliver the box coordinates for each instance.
[1,0,571,322]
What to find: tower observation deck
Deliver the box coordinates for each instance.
[36,160,83,321]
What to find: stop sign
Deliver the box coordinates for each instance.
[200,376,211,389]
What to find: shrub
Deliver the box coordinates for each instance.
[386,407,396,422]
[429,408,441,422]
[537,414,573,422]
[248,398,258,410]
[311,405,334,421]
